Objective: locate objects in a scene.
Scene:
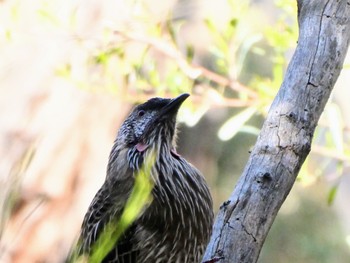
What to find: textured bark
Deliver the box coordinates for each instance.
[202,1,350,263]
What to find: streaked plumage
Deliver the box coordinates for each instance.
[75,93,213,263]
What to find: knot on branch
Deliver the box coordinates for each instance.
[281,111,308,126]
[256,172,272,184]
[220,200,231,210]
[202,255,225,263]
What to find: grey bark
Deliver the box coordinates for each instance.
[202,1,350,263]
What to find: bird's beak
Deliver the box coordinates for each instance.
[159,93,190,118]
[138,93,189,149]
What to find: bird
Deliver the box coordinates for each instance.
[73,93,214,263]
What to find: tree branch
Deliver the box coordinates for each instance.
[202,1,350,262]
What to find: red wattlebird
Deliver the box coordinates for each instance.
[75,94,213,263]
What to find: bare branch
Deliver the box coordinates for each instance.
[202,1,350,262]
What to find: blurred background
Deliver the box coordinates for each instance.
[0,0,350,262]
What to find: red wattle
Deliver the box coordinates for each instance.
[136,143,148,152]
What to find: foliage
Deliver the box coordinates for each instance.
[69,149,156,263]
[0,146,36,241]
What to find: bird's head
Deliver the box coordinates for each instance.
[117,93,189,153]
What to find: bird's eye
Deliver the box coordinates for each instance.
[138,110,145,117]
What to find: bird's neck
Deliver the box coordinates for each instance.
[127,139,174,169]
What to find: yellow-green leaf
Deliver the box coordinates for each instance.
[218,107,257,141]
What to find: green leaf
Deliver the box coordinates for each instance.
[186,44,195,63]
[239,125,260,136]
[180,104,210,127]
[236,34,263,76]
[327,185,338,205]
[87,150,156,263]
[166,19,177,44]
[218,107,257,141]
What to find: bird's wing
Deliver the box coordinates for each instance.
[80,185,117,249]
[100,224,139,263]
[76,169,140,262]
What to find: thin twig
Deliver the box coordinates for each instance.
[113,31,258,99]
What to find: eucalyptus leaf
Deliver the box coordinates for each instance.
[218,107,257,141]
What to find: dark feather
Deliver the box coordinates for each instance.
[71,94,214,263]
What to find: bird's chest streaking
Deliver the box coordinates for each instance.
[126,145,213,263]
